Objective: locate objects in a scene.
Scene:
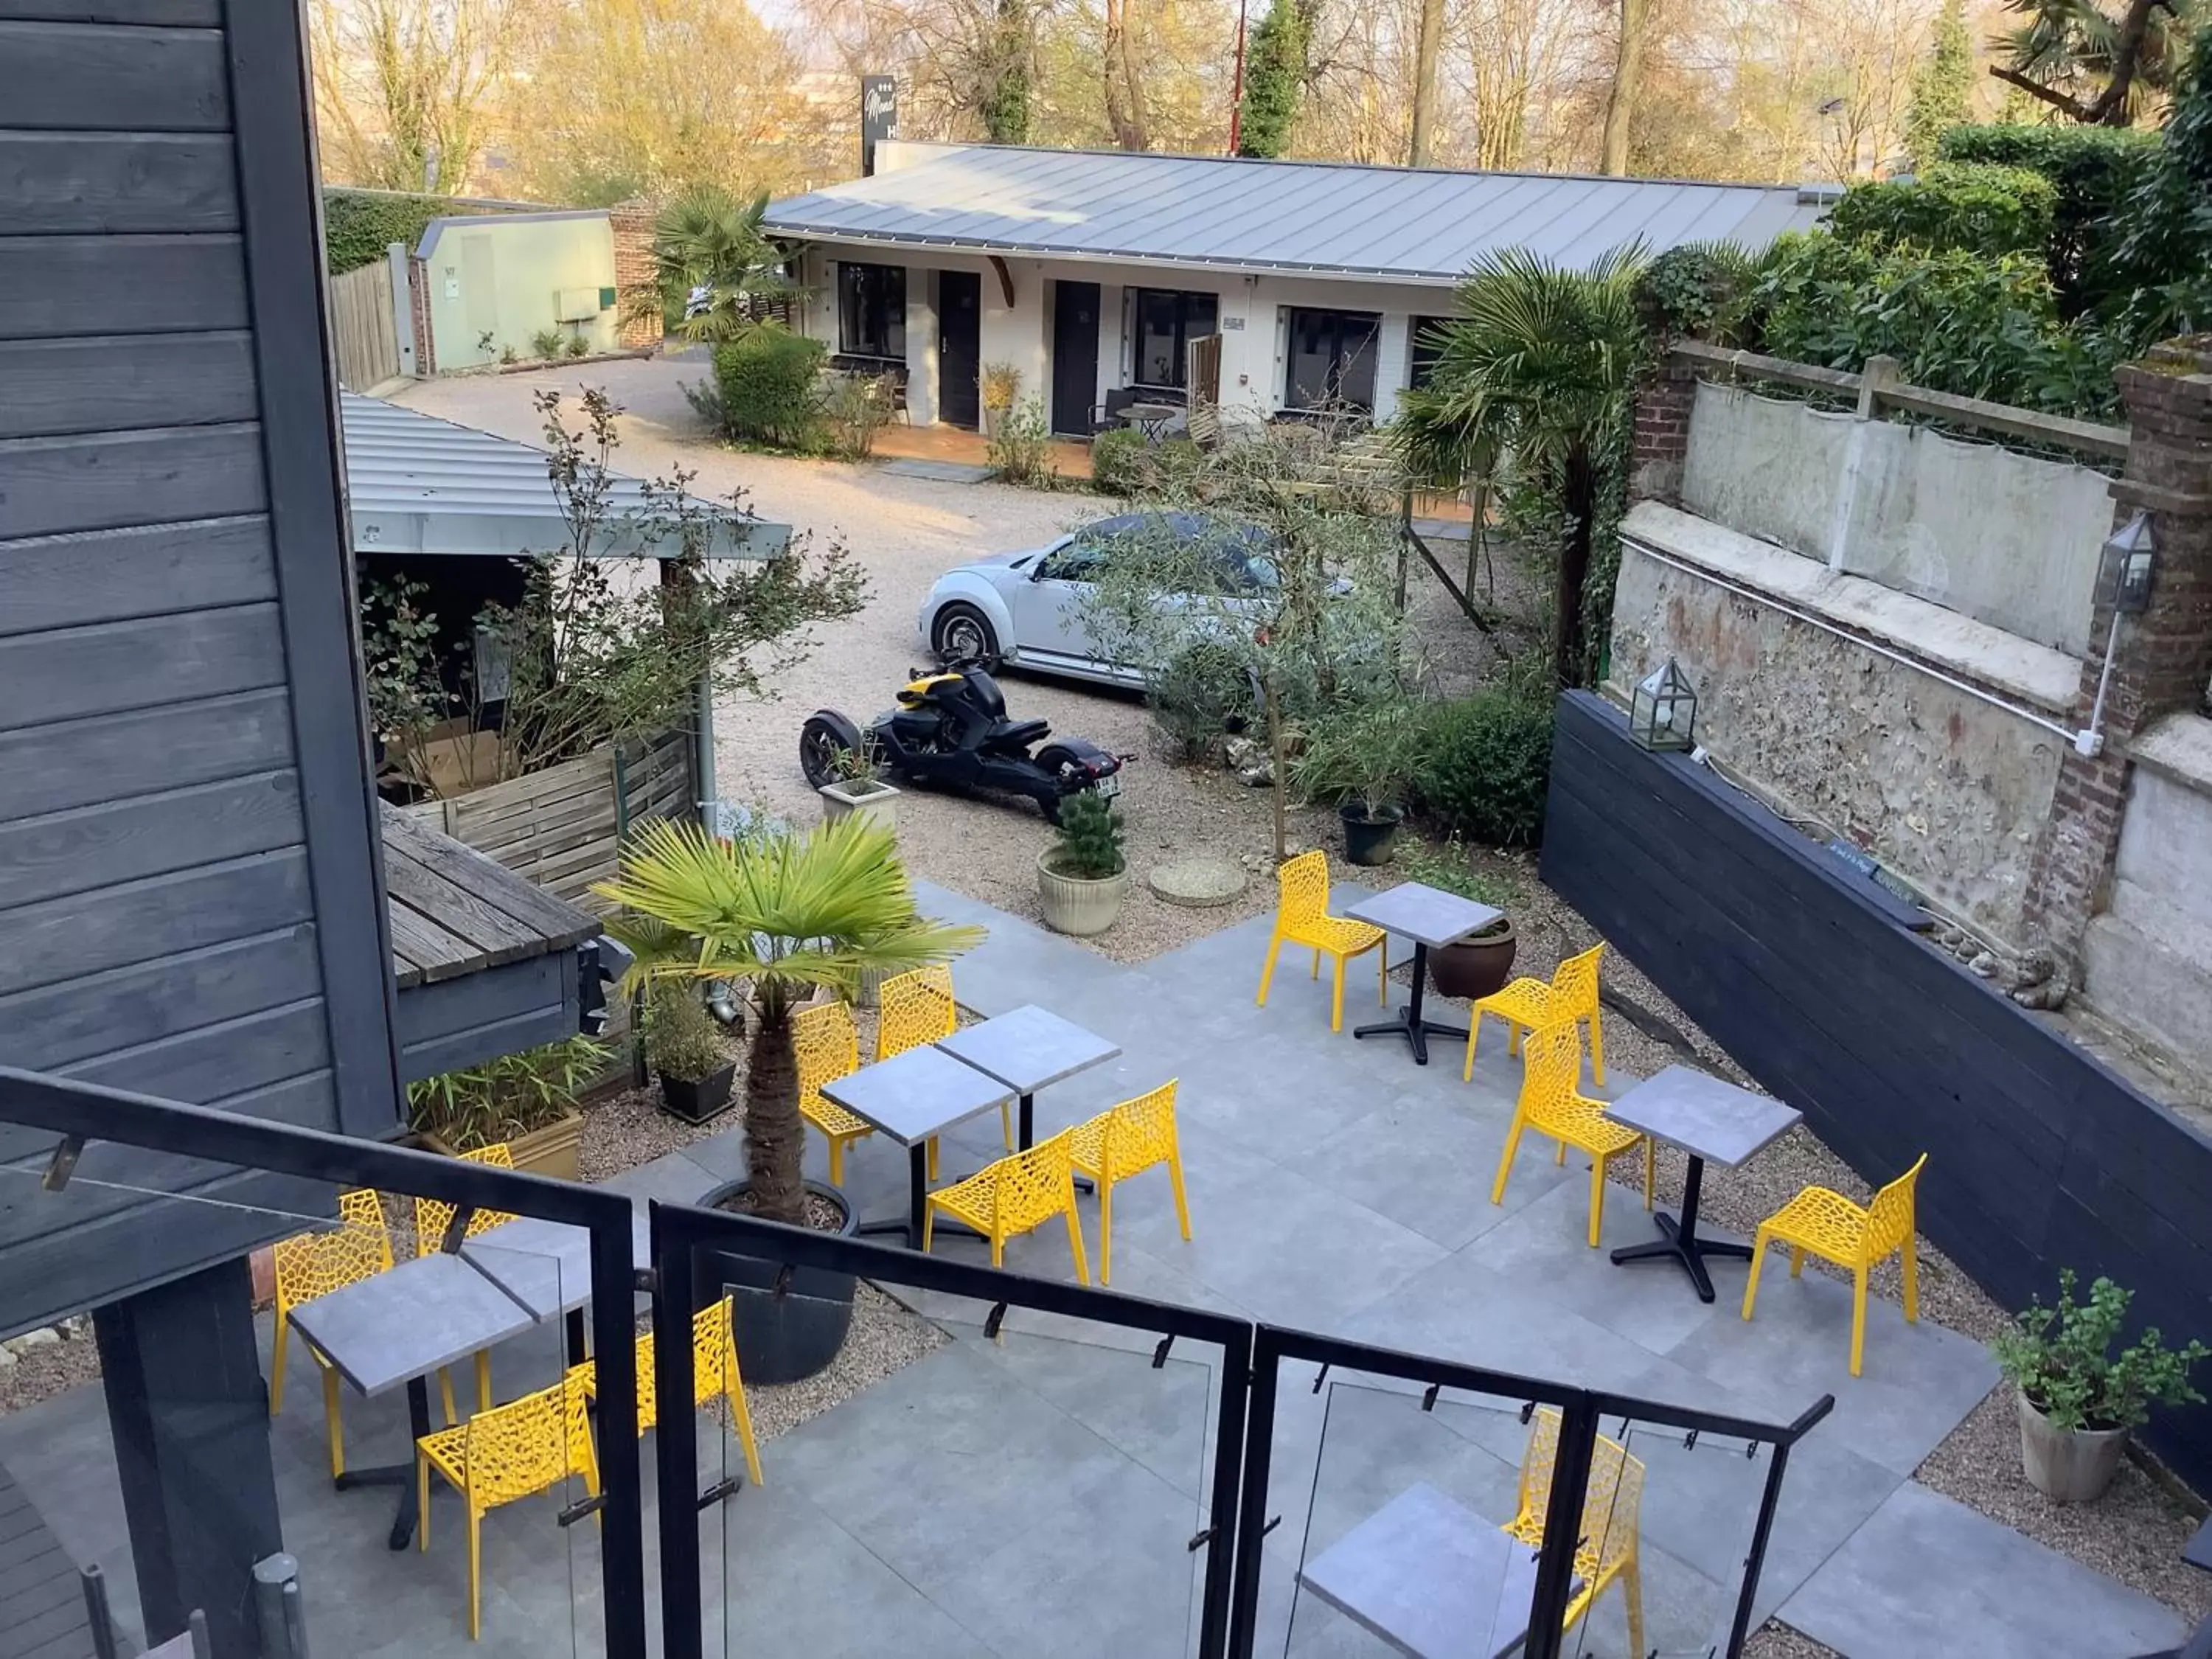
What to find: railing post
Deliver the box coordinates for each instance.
[651,1207,703,1659]
[1225,1333,1281,1659]
[1197,1325,1253,1658]
[1726,1440,1792,1658]
[1523,1397,1601,1659]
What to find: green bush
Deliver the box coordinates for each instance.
[1635,242,1761,343]
[1046,788,1126,878]
[530,326,566,360]
[1992,1269,2210,1433]
[1936,123,2157,316]
[1411,690,1556,847]
[1147,641,1257,759]
[987,394,1057,487]
[1827,162,2057,259]
[1090,428,1148,495]
[712,324,827,449]
[322,189,502,276]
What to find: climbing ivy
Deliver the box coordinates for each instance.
[1236,0,1310,159]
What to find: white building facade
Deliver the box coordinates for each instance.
[765,142,1831,438]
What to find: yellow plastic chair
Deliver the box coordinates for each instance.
[925,1127,1091,1281]
[877,963,1010,1172]
[414,1142,516,1415]
[1489,1020,1652,1248]
[1743,1154,1927,1377]
[416,1372,600,1641]
[1068,1079,1192,1284]
[1503,1406,1646,1658]
[271,1189,397,1478]
[571,1295,763,1489]
[797,1000,873,1185]
[1254,850,1386,1033]
[1464,942,1607,1085]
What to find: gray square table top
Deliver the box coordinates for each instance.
[285,1253,538,1399]
[462,1211,653,1321]
[1604,1064,1804,1168]
[1297,1482,1543,1659]
[818,1044,1017,1147]
[933,1004,1121,1096]
[1343,883,1506,950]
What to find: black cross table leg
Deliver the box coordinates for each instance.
[1609,1154,1754,1304]
[1352,942,1471,1066]
[333,1374,435,1549]
[853,1143,937,1251]
[1020,1092,1093,1192]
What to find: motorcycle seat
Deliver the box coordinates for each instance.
[986,717,1051,750]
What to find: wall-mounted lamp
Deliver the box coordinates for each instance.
[2101,510,2158,615]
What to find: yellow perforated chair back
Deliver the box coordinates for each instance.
[1506,1407,1647,1652]
[1273,849,1331,932]
[274,1190,392,1310]
[1093,1080,1179,1182]
[414,1143,518,1256]
[1550,943,1604,1020]
[796,999,860,1109]
[1865,1155,1926,1259]
[984,1130,1079,1234]
[463,1373,597,1510]
[877,964,957,1061]
[1517,1021,1585,1140]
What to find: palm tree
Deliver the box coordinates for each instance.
[595,815,983,1225]
[1393,247,1648,687]
[630,184,799,346]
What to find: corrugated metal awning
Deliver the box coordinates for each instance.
[339,392,787,560]
[765,144,1831,284]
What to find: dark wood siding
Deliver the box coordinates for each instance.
[0,0,400,1334]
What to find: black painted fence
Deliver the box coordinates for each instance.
[1541,692,2212,1492]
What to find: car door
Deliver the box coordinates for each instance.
[1011,515,1140,678]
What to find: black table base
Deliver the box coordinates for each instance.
[1352,942,1468,1067]
[333,1375,435,1550]
[1608,1155,1751,1303]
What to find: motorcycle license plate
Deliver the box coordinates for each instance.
[1092,773,1122,801]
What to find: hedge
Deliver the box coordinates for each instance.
[1827,162,2057,259]
[1935,123,2157,317]
[322,189,506,275]
[712,324,827,448]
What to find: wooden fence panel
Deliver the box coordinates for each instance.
[328,260,398,391]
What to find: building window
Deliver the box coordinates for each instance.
[1409,316,1453,391]
[837,262,906,360]
[1131,288,1220,390]
[1284,307,1381,411]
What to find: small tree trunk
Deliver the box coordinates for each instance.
[1599,0,1651,175]
[1552,445,1596,688]
[1265,672,1287,863]
[1407,0,1446,165]
[742,1011,807,1225]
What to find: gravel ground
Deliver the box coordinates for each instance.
[398,358,2212,1630]
[1743,1622,1843,1658]
[729,1282,948,1446]
[0,1326,99,1415]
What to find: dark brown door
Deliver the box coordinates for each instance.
[1051,281,1102,437]
[938,271,981,428]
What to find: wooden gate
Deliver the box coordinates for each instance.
[329,262,401,390]
[1188,332,1222,405]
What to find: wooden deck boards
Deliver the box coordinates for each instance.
[379,801,597,990]
[0,1465,92,1659]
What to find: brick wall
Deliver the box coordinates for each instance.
[609,201,661,349]
[2024,341,2212,962]
[1627,353,1698,504]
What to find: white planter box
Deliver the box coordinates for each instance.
[818,779,900,833]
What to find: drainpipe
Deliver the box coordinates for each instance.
[695,664,721,835]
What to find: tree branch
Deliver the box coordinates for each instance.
[1986,62,2100,122]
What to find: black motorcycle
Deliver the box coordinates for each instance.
[799,664,1124,823]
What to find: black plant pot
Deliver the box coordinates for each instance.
[695,1178,858,1385]
[659,1062,736,1125]
[1340,801,1405,867]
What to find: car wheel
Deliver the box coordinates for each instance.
[932,603,1000,668]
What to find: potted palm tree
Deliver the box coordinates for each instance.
[596,814,981,1381]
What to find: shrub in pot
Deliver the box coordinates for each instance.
[597,815,981,1379]
[1393,839,1520,1001]
[407,1034,611,1180]
[645,982,737,1125]
[1992,1269,2209,1503]
[1037,788,1130,936]
[981,361,1020,438]
[817,737,900,832]
[1293,698,1419,868]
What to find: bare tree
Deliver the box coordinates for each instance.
[1407,0,1447,161]
[1102,0,1153,146]
[1600,0,1655,173]
[310,0,515,192]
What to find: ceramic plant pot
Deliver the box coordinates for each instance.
[1427,921,1520,1002]
[1037,850,1130,936]
[818,779,900,833]
[658,1062,737,1126]
[2017,1388,2129,1503]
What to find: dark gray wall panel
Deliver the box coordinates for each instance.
[58,999,327,1108]
[0,925,319,1076]
[0,847,311,996]
[0,424,263,539]
[0,0,219,21]
[396,950,577,1082]
[0,602,283,731]
[0,770,299,910]
[0,132,236,234]
[1540,690,2212,1494]
[0,19,228,130]
[0,235,246,338]
[0,517,273,634]
[0,686,293,819]
[0,334,256,439]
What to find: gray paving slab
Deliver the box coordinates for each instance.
[1343,882,1506,949]
[934,1003,1121,1094]
[818,1043,1016,1145]
[1604,1065,1803,1166]
[1777,1481,2188,1658]
[597,1147,723,1210]
[286,1252,538,1397]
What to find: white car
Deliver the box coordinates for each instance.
[916,511,1284,689]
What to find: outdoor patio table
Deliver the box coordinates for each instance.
[1122,400,1180,439]
[819,1044,1018,1251]
[285,1251,537,1551]
[462,1211,652,1363]
[1297,1481,1547,1658]
[1603,1064,1804,1304]
[933,1004,1121,1190]
[1343,882,1505,1066]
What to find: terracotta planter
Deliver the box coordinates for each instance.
[660,1062,737,1126]
[1037,850,1130,936]
[2017,1388,2129,1503]
[422,1109,584,1182]
[819,779,900,832]
[1427,921,1520,1002]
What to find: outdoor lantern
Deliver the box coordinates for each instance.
[2101,511,2158,615]
[1630,658,1698,751]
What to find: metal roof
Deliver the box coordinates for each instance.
[338,392,786,560]
[763,144,1832,285]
